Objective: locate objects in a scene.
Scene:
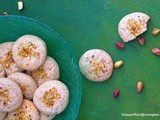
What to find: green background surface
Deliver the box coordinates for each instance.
[0,1,160,120]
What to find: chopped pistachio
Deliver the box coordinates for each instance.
[18,42,38,58]
[18,83,28,93]
[43,87,61,107]
[13,105,30,120]
[18,1,24,11]
[0,88,10,106]
[126,19,142,36]
[0,50,14,68]
[5,63,9,68]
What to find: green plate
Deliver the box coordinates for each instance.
[0,15,82,120]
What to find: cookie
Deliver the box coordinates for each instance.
[27,56,60,86]
[8,72,37,100]
[33,80,69,115]
[79,49,113,82]
[0,42,23,76]
[0,78,23,112]
[118,12,150,42]
[12,35,47,70]
[8,99,39,120]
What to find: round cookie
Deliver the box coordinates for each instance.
[0,78,23,112]
[118,12,150,42]
[8,72,38,100]
[12,35,47,70]
[0,42,23,76]
[27,56,60,86]
[79,49,113,82]
[33,80,69,115]
[0,64,5,78]
[8,99,39,120]
[40,112,56,120]
[0,112,7,120]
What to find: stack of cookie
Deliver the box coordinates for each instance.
[0,35,69,120]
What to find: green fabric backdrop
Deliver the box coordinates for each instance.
[0,1,160,120]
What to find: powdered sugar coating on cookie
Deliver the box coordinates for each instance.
[79,49,113,82]
[0,42,23,76]
[118,12,150,42]
[40,112,56,120]
[8,72,38,100]
[27,56,60,86]
[0,78,23,112]
[33,80,69,115]
[8,99,39,120]
[12,35,47,70]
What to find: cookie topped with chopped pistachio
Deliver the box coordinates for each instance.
[118,12,150,42]
[12,35,47,70]
[8,72,38,100]
[27,56,60,86]
[79,49,113,82]
[33,80,69,115]
[8,99,39,120]
[0,78,23,112]
[0,42,23,76]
